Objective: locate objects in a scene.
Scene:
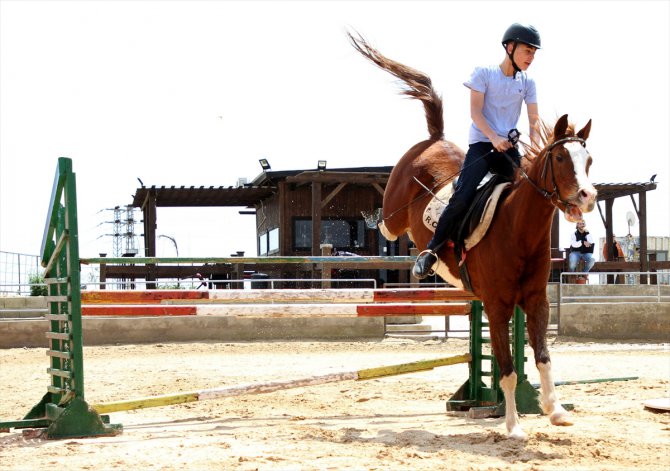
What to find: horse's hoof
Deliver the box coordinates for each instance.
[550,411,573,426]
[508,426,527,440]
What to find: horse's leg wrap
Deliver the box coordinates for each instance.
[537,361,573,426]
[499,372,526,440]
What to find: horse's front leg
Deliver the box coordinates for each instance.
[488,314,526,440]
[523,295,573,427]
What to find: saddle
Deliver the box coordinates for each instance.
[422,173,511,250]
[421,173,511,292]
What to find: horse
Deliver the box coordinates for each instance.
[349,33,597,439]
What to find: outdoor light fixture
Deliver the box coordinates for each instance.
[259,158,271,171]
[317,160,327,171]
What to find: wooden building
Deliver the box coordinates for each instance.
[97,168,664,286]
[124,166,410,286]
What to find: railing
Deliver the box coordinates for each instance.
[0,251,41,295]
[559,271,670,304]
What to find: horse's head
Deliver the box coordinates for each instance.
[533,114,597,222]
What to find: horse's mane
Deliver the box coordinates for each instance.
[521,118,576,163]
[509,118,576,190]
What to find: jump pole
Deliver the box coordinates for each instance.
[92,353,471,414]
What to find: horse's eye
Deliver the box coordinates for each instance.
[556,155,564,162]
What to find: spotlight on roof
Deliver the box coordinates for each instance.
[317,160,327,171]
[259,158,271,171]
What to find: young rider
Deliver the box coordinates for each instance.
[413,23,542,279]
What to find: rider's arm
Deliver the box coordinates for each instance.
[470,90,510,152]
[527,102,539,146]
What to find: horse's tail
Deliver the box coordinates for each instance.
[348,31,444,141]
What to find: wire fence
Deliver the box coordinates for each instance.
[0,251,41,296]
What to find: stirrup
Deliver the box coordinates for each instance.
[414,249,439,278]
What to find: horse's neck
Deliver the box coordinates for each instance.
[503,179,556,251]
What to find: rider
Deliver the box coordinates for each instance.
[413,23,542,279]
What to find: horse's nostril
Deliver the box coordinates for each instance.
[579,188,596,201]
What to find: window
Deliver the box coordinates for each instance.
[293,219,366,251]
[258,228,280,256]
[258,232,268,256]
[268,228,279,254]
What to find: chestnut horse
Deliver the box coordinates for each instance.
[349,34,597,439]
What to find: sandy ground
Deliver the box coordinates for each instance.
[1,337,669,470]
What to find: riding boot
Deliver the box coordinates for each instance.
[413,250,438,279]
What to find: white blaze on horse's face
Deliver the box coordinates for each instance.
[565,141,597,212]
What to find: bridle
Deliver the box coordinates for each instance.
[385,130,587,222]
[514,135,587,214]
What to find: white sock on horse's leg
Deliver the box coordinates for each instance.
[499,372,526,440]
[537,361,573,426]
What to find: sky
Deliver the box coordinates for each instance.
[1,0,669,262]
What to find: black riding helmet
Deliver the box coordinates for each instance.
[501,23,541,77]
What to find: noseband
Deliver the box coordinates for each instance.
[516,136,587,213]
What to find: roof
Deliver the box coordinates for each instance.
[593,181,657,201]
[250,166,394,186]
[132,185,276,208]
[130,169,656,209]
[132,166,394,208]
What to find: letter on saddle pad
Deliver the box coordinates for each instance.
[422,178,511,251]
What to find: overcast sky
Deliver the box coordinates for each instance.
[1,0,668,261]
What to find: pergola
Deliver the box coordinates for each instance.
[125,172,662,284]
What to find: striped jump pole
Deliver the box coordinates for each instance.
[81,302,473,317]
[92,353,471,414]
[80,287,477,318]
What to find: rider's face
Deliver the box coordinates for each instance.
[511,43,537,70]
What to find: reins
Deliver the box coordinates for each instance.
[384,132,586,222]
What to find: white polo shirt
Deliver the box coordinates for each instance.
[464,65,537,145]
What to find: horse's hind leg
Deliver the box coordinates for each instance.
[489,313,526,440]
[524,298,573,427]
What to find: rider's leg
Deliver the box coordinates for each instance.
[413,142,493,279]
[489,147,521,181]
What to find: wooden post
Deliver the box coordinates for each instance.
[639,191,648,284]
[605,199,614,284]
[98,253,107,290]
[142,189,157,289]
[320,244,333,288]
[311,181,322,257]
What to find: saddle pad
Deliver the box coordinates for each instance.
[422,181,511,251]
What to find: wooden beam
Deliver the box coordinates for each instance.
[287,171,389,185]
[321,182,347,209]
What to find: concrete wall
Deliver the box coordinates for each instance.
[0,316,385,348]
[559,302,670,341]
[0,296,47,318]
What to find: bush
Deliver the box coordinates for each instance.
[29,273,48,296]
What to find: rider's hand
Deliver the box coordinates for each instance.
[492,136,511,152]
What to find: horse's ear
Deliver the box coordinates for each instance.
[577,119,592,141]
[554,114,569,138]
